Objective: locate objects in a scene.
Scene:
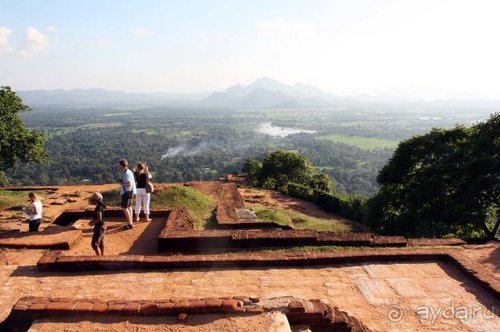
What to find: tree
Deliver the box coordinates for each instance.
[246,150,335,194]
[367,113,499,239]
[0,86,46,184]
[459,113,500,238]
[242,158,262,187]
[259,150,314,190]
[309,172,334,193]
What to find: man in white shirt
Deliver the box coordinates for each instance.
[118,159,136,229]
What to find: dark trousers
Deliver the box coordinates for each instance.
[29,218,41,232]
[91,226,105,250]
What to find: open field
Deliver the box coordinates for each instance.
[317,134,399,150]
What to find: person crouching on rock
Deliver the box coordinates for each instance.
[26,193,43,232]
[88,192,106,256]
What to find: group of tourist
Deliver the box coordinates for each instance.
[23,159,153,256]
[89,159,153,255]
[118,159,153,229]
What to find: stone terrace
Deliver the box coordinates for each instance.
[0,183,499,331]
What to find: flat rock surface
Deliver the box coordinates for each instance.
[0,227,81,249]
[1,261,498,331]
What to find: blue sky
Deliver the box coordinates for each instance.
[1,0,500,99]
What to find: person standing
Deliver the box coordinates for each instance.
[134,163,153,222]
[118,159,136,229]
[26,192,43,232]
[88,192,106,256]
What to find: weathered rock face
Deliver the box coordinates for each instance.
[164,207,195,232]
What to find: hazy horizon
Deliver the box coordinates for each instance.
[2,0,500,100]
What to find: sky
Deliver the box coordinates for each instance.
[1,0,500,99]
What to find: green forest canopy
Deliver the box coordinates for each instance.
[367,113,499,239]
[0,87,46,186]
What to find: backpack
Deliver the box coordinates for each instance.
[146,179,155,193]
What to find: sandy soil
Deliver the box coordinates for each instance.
[28,312,291,332]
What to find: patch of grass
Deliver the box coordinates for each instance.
[253,205,353,232]
[77,122,123,129]
[101,185,215,229]
[0,190,26,210]
[317,134,398,150]
[0,190,45,211]
[291,213,352,232]
[151,186,215,229]
[254,208,290,227]
[101,189,121,206]
[226,245,362,254]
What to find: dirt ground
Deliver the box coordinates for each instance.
[69,217,166,256]
[0,184,118,232]
[28,312,291,332]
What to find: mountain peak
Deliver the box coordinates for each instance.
[247,76,292,91]
[252,76,283,84]
[204,76,330,108]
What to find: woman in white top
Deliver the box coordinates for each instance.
[134,163,153,222]
[27,192,43,232]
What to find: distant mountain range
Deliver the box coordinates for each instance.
[202,76,333,108]
[17,89,208,107]
[16,77,500,109]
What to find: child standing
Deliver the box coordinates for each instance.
[88,192,106,256]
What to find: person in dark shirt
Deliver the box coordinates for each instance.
[133,163,153,222]
[88,192,106,256]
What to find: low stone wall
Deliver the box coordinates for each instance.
[162,207,194,232]
[2,296,370,332]
[159,229,409,251]
[0,227,82,250]
[53,208,171,226]
[407,238,467,246]
[159,208,466,251]
[4,187,59,192]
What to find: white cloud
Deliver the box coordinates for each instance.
[0,26,13,55]
[19,27,48,56]
[131,27,153,38]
